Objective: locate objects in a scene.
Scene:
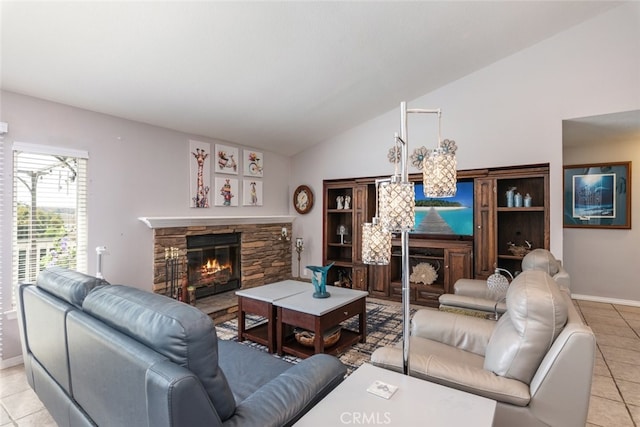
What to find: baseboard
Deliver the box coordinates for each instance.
[571,294,640,308]
[0,354,24,370]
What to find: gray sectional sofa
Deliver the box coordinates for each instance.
[17,267,346,427]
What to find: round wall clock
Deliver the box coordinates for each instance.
[293,185,314,214]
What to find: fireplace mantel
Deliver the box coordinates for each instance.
[139,215,296,229]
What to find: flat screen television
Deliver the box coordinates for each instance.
[412,180,474,239]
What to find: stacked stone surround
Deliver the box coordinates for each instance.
[152,223,293,295]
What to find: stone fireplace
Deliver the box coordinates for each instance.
[141,216,295,303]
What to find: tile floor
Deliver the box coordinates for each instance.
[1,299,639,426]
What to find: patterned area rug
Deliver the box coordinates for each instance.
[215,300,415,374]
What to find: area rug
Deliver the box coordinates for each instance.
[215,300,415,374]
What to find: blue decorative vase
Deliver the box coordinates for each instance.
[306,262,334,298]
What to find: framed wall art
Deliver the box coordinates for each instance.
[243,149,264,177]
[563,161,631,229]
[214,177,238,207]
[189,140,211,208]
[215,144,239,175]
[243,180,263,206]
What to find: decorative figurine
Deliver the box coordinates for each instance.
[306,262,334,298]
[336,195,344,209]
[344,195,351,209]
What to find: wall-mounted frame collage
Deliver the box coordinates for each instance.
[189,140,265,208]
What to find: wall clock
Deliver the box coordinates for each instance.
[293,185,314,214]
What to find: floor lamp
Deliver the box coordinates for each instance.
[362,101,457,375]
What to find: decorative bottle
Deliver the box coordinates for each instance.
[524,193,532,207]
[506,187,516,207]
[514,192,523,207]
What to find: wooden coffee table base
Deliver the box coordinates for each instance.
[277,297,367,358]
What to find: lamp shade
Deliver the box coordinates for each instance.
[378,179,415,232]
[487,268,514,299]
[362,220,392,265]
[422,148,457,198]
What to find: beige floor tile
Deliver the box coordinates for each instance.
[600,345,640,365]
[620,310,640,321]
[626,318,640,330]
[618,379,640,406]
[16,408,57,427]
[615,304,640,314]
[587,395,634,426]
[584,313,629,327]
[628,404,640,425]
[594,355,612,377]
[581,306,625,319]
[608,360,640,383]
[0,370,30,398]
[591,374,622,401]
[2,388,44,420]
[0,365,25,379]
[579,300,615,309]
[591,323,638,339]
[594,333,640,352]
[0,405,10,425]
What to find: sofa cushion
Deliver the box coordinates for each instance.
[36,266,108,308]
[218,340,291,403]
[522,249,560,276]
[82,285,236,421]
[484,270,567,384]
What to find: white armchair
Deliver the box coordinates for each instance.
[439,249,570,317]
[371,270,595,427]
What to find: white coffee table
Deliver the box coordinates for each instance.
[295,363,496,426]
[235,280,311,352]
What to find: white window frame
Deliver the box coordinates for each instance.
[11,142,89,307]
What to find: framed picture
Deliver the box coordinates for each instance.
[214,177,239,206]
[563,161,631,229]
[243,149,264,177]
[243,180,263,206]
[214,144,239,175]
[189,140,211,208]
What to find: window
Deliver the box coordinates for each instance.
[12,143,88,298]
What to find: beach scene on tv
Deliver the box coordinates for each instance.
[413,181,474,236]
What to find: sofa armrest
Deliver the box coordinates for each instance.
[409,352,531,406]
[453,279,490,298]
[224,354,346,427]
[371,347,530,406]
[439,294,507,315]
[411,309,495,355]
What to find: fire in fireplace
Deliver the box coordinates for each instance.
[186,233,241,299]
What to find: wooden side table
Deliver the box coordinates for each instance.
[275,287,368,358]
[235,280,311,353]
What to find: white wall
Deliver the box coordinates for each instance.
[0,92,292,360]
[564,137,639,303]
[291,3,640,292]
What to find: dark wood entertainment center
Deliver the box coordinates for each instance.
[322,163,549,307]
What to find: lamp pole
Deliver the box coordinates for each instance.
[399,102,444,375]
[399,102,411,375]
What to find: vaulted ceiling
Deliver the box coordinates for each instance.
[1,1,623,155]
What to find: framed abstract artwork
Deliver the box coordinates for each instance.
[215,144,239,175]
[563,161,631,229]
[189,140,211,208]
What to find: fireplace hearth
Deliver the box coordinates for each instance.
[187,233,241,299]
